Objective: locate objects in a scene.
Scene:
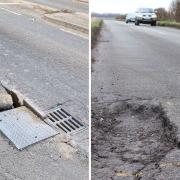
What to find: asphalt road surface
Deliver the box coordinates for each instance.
[27,0,88,13]
[92,20,180,102]
[0,6,88,180]
[0,7,88,122]
[92,20,180,179]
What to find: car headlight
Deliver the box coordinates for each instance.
[152,14,157,18]
[136,14,143,18]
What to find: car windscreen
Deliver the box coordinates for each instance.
[137,8,154,13]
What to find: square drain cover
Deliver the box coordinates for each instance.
[45,106,86,134]
[0,106,58,150]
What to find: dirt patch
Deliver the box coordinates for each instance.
[92,100,177,179]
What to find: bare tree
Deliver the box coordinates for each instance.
[155,8,168,20]
[175,0,180,22]
[169,0,177,19]
[169,0,180,21]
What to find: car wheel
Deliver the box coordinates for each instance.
[135,20,139,26]
[151,22,156,26]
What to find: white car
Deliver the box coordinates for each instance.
[135,8,157,26]
[125,13,136,23]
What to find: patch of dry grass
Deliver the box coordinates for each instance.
[157,20,180,29]
[91,18,103,49]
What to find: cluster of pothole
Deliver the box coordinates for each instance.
[92,101,177,180]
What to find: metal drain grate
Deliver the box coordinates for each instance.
[0,106,58,150]
[45,106,86,134]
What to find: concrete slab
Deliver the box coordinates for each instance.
[0,106,58,149]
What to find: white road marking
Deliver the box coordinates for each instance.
[58,26,88,39]
[0,7,21,16]
[0,3,21,4]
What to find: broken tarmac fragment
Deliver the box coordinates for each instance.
[0,93,13,111]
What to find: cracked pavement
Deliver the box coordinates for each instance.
[92,20,180,179]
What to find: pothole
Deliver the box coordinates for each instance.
[92,100,178,179]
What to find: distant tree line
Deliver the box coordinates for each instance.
[115,14,127,21]
[155,0,180,22]
[91,13,121,18]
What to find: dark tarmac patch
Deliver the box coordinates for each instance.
[92,100,178,180]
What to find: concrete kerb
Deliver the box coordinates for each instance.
[23,98,46,119]
[43,13,88,34]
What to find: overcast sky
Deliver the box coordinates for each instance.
[91,0,172,13]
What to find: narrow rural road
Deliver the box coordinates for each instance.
[92,20,180,102]
[27,0,88,13]
[0,5,88,180]
[92,20,180,179]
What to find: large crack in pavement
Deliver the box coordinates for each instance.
[92,100,178,180]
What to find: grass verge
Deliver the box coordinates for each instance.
[91,19,103,49]
[157,20,180,29]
